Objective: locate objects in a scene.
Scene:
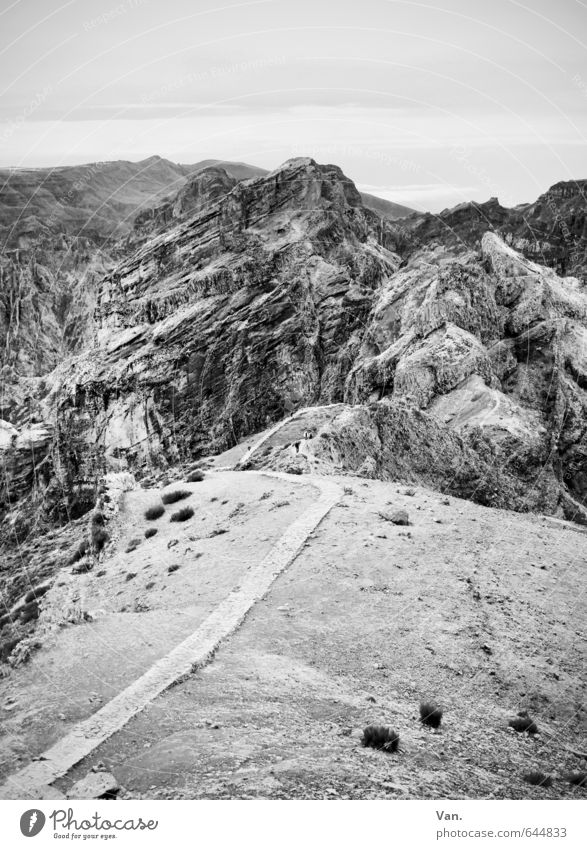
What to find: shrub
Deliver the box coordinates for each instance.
[91,510,105,526]
[509,713,539,735]
[162,489,191,505]
[70,539,89,564]
[567,772,587,787]
[185,469,205,483]
[144,504,165,520]
[126,541,140,553]
[420,703,443,729]
[523,772,552,787]
[91,526,109,552]
[361,725,399,753]
[167,563,180,573]
[144,528,158,539]
[170,506,194,522]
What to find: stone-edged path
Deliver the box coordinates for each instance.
[0,472,342,800]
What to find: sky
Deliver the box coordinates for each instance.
[0,0,585,211]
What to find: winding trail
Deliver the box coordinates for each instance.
[236,404,347,468]
[0,466,342,799]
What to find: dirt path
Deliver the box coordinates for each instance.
[0,471,342,799]
[1,410,585,801]
[48,479,586,801]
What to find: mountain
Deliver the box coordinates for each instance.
[0,156,190,248]
[402,180,587,282]
[14,157,586,520]
[185,159,268,182]
[0,156,193,382]
[359,190,416,220]
[1,156,587,680]
[0,156,412,382]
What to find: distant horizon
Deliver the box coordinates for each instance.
[1,1,586,213]
[1,150,585,215]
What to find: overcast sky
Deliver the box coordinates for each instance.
[0,0,585,211]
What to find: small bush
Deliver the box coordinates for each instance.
[567,772,587,787]
[420,703,443,729]
[185,469,205,483]
[523,772,552,787]
[361,725,399,753]
[91,510,105,526]
[509,714,539,735]
[70,539,89,564]
[91,526,109,552]
[167,563,180,573]
[162,489,191,505]
[145,504,165,520]
[170,506,194,522]
[144,528,158,539]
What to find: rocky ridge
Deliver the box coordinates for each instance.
[1,156,587,667]
[38,159,587,523]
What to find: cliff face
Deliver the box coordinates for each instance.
[0,157,258,382]
[0,239,112,384]
[2,159,587,526]
[400,180,587,282]
[294,233,587,520]
[36,160,587,526]
[46,158,400,475]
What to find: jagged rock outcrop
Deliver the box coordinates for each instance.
[0,157,252,381]
[129,166,238,242]
[36,161,587,524]
[400,180,587,281]
[0,240,112,382]
[3,159,587,527]
[342,232,587,520]
[46,158,400,477]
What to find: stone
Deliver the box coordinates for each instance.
[380,509,410,526]
[67,771,120,799]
